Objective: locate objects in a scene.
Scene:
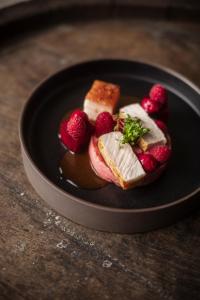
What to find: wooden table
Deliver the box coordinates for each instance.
[0,9,200,300]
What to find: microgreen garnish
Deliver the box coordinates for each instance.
[121,115,150,146]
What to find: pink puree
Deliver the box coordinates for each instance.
[88,135,168,187]
[89,136,119,185]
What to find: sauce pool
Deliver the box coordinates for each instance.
[59,150,107,189]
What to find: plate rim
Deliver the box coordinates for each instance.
[19,58,200,214]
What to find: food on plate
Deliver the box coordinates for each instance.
[59,109,93,153]
[95,111,116,137]
[83,80,120,121]
[98,132,146,189]
[137,153,158,173]
[149,84,167,105]
[141,84,169,122]
[89,136,119,185]
[141,97,161,114]
[149,145,171,164]
[120,103,167,151]
[59,81,171,190]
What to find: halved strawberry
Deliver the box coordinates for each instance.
[59,109,92,153]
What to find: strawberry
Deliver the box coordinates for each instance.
[59,119,79,152]
[59,109,92,153]
[154,119,168,133]
[149,84,167,106]
[149,145,171,164]
[69,109,89,122]
[67,114,87,141]
[141,97,161,114]
[137,153,158,173]
[95,112,115,137]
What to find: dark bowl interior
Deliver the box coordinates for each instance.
[22,60,200,209]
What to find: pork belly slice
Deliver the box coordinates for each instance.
[83,80,120,121]
[120,103,167,151]
[98,131,146,189]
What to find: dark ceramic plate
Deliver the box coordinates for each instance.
[20,59,200,233]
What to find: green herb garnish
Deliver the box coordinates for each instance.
[121,115,150,146]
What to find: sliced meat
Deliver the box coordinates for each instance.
[98,131,146,189]
[120,103,167,151]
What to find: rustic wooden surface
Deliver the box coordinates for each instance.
[0,18,200,300]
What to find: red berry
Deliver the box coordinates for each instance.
[154,119,168,133]
[149,145,171,164]
[59,119,79,152]
[95,112,115,137]
[59,109,92,153]
[137,153,158,173]
[67,114,87,141]
[149,84,167,105]
[69,108,88,122]
[141,97,161,114]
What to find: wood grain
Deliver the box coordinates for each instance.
[0,17,200,300]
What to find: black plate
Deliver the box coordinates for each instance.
[20,59,200,232]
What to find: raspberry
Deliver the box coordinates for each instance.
[149,84,167,105]
[95,112,115,137]
[59,109,92,153]
[141,97,161,114]
[137,153,158,173]
[154,119,168,133]
[149,145,171,164]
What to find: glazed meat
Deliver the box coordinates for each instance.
[83,80,120,121]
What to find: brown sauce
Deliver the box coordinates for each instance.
[59,150,107,189]
[59,95,139,189]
